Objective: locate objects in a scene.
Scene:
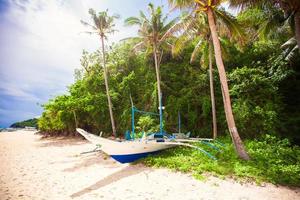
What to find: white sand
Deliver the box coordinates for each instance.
[0,130,299,200]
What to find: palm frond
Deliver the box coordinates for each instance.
[80,20,97,30]
[281,37,297,48]
[257,8,286,41]
[200,42,209,69]
[284,45,299,61]
[229,0,266,10]
[161,17,179,34]
[219,37,230,61]
[190,39,203,63]
[79,31,98,35]
[172,34,191,57]
[112,13,120,19]
[160,19,186,42]
[257,20,271,41]
[133,41,145,51]
[124,17,142,26]
[281,37,299,61]
[120,36,142,42]
[215,8,245,43]
[160,12,195,42]
[168,0,195,9]
[139,11,150,24]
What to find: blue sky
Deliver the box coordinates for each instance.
[0,0,179,127]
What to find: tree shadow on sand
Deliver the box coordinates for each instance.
[70,164,149,198]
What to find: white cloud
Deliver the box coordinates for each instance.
[0,0,166,126]
[0,0,138,100]
[0,81,40,102]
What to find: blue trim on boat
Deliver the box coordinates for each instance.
[111,151,159,163]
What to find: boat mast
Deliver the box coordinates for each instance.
[178,111,181,134]
[159,93,163,135]
[130,95,135,139]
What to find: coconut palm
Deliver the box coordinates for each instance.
[168,0,250,160]
[170,10,244,140]
[229,0,300,52]
[81,9,119,137]
[124,3,178,110]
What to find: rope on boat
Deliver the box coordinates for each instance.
[163,142,217,160]
[200,140,221,151]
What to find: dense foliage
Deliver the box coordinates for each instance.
[38,36,299,143]
[10,118,38,128]
[141,135,300,186]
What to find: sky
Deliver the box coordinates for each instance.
[0,0,178,127]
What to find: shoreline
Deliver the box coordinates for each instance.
[0,130,299,200]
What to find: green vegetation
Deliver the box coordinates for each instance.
[142,135,300,186]
[38,1,300,185]
[80,9,120,137]
[38,22,299,142]
[10,118,38,128]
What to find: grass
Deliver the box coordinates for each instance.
[140,135,300,186]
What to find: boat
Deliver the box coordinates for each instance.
[76,95,219,163]
[76,128,219,163]
[76,128,177,163]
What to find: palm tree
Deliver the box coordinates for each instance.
[168,0,250,160]
[171,10,244,140]
[81,9,119,137]
[124,3,178,111]
[229,0,300,52]
[171,13,217,139]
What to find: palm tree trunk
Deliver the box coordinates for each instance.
[73,110,78,128]
[153,44,162,108]
[101,36,117,137]
[209,42,217,140]
[295,10,300,53]
[207,7,249,160]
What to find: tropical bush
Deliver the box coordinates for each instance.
[141,135,300,186]
[38,36,299,142]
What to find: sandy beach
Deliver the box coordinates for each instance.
[0,130,299,200]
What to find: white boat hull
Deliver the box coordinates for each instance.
[76,128,176,163]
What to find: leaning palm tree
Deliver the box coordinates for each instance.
[170,10,244,140]
[124,3,178,110]
[81,9,119,137]
[168,0,250,160]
